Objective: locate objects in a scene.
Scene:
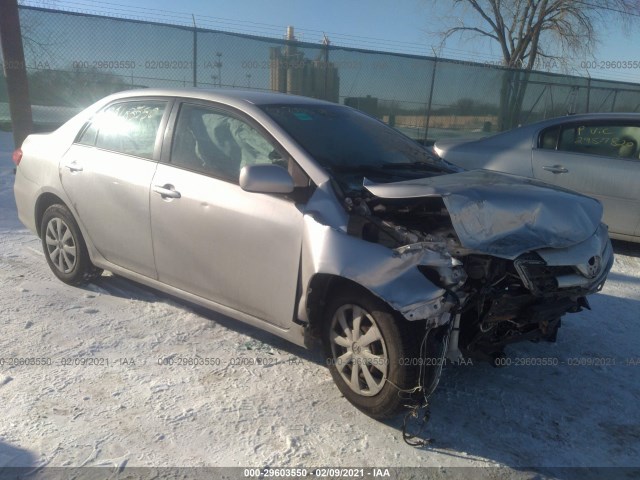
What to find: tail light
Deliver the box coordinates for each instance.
[12,148,23,166]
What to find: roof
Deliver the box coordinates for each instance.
[530,112,640,128]
[105,87,337,107]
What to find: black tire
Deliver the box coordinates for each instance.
[322,285,422,419]
[40,204,103,285]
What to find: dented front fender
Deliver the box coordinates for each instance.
[297,189,456,325]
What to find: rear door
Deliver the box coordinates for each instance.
[60,98,171,278]
[149,101,307,328]
[532,121,640,237]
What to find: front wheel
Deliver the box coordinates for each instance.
[322,286,421,419]
[40,204,103,285]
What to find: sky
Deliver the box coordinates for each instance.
[29,0,640,85]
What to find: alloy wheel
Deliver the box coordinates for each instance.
[329,304,389,396]
[44,217,77,274]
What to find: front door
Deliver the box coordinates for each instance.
[150,102,305,328]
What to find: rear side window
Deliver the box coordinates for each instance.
[538,126,560,150]
[77,122,98,146]
[84,101,167,159]
[556,123,640,160]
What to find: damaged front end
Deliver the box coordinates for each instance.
[298,185,464,334]
[359,170,613,363]
[299,170,613,423]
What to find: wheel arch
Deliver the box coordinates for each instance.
[35,192,69,238]
[305,273,406,339]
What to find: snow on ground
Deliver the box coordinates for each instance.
[1,130,639,478]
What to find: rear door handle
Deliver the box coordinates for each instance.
[153,184,181,199]
[64,162,83,172]
[543,165,568,174]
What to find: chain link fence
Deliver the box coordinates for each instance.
[2,5,640,141]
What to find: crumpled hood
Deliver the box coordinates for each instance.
[364,170,603,259]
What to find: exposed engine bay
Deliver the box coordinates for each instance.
[343,191,608,364]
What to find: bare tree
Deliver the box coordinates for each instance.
[428,0,640,128]
[17,1,59,63]
[434,0,638,69]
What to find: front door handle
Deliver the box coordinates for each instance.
[153,184,181,199]
[543,165,568,174]
[64,162,83,173]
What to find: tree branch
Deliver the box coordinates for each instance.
[442,25,499,42]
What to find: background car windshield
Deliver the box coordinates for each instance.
[261,104,441,170]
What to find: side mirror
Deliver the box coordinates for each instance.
[239,164,294,194]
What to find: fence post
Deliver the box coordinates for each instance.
[0,0,33,147]
[322,36,329,101]
[192,14,197,87]
[423,54,437,144]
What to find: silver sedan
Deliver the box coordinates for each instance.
[434,113,640,242]
[14,89,613,418]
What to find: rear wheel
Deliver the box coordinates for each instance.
[322,286,421,419]
[41,204,102,285]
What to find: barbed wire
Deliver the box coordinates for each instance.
[22,0,639,84]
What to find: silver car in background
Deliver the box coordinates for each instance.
[434,113,640,242]
[14,89,613,418]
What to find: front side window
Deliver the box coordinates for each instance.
[171,103,284,182]
[556,123,640,160]
[89,101,167,159]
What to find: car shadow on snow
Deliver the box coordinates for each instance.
[0,440,38,468]
[612,239,640,258]
[381,292,640,478]
[84,273,325,365]
[82,275,640,477]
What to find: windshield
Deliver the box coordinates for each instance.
[260,104,458,192]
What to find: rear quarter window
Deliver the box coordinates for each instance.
[538,126,560,150]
